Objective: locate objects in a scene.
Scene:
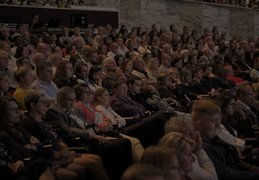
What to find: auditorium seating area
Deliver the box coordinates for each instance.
[0,1,259,180]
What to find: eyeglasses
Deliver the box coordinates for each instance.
[82,90,92,95]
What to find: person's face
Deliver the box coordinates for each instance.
[90,53,98,63]
[124,61,133,73]
[184,72,192,84]
[52,56,62,67]
[79,87,92,104]
[179,121,197,140]
[74,27,80,35]
[0,53,9,69]
[163,76,172,88]
[1,43,11,53]
[18,26,24,34]
[135,58,144,71]
[174,60,182,70]
[21,70,33,86]
[129,52,136,60]
[65,63,73,79]
[140,79,149,92]
[79,65,88,79]
[197,113,222,140]
[129,80,141,94]
[163,55,172,67]
[22,47,29,57]
[224,98,236,116]
[179,144,195,173]
[0,75,9,92]
[98,90,110,107]
[34,95,47,116]
[241,86,254,105]
[164,155,183,180]
[63,28,69,36]
[39,66,53,82]
[6,101,20,124]
[69,45,77,55]
[93,71,102,82]
[2,28,10,37]
[59,92,75,111]
[114,83,128,98]
[195,70,203,79]
[190,56,197,65]
[106,59,117,72]
[151,60,159,70]
[203,67,212,77]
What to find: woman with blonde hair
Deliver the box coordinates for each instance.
[158,132,196,180]
[140,146,184,180]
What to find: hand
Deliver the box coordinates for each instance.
[8,160,24,174]
[91,134,108,145]
[147,85,155,91]
[30,136,40,144]
[194,131,202,152]
[60,143,71,159]
[106,121,113,132]
[171,99,181,108]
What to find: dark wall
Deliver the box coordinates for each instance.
[0,5,119,28]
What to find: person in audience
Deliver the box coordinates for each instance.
[45,86,132,180]
[192,99,259,180]
[31,62,58,103]
[157,53,173,74]
[50,52,63,74]
[164,116,219,180]
[29,14,45,29]
[121,163,165,180]
[23,91,110,180]
[158,132,196,180]
[102,56,126,91]
[121,58,133,80]
[190,65,216,96]
[13,66,34,110]
[88,65,103,93]
[0,72,10,97]
[53,60,78,88]
[236,83,259,130]
[140,146,183,180]
[250,57,259,83]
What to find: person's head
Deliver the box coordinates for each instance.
[36,42,49,57]
[110,43,118,53]
[0,96,21,127]
[66,43,77,55]
[127,76,142,95]
[191,100,222,140]
[54,60,73,80]
[0,50,9,69]
[188,50,198,65]
[86,51,98,65]
[140,146,183,180]
[121,59,133,74]
[161,53,172,67]
[0,41,11,54]
[14,66,33,86]
[103,57,117,72]
[69,54,82,69]
[93,88,110,107]
[36,61,53,82]
[75,62,88,79]
[73,83,92,104]
[172,57,183,70]
[165,116,197,140]
[81,45,93,56]
[202,64,213,77]
[180,69,192,84]
[193,65,203,80]
[132,56,144,71]
[15,46,29,59]
[158,132,195,174]
[88,65,102,83]
[0,27,10,38]
[224,65,234,77]
[57,86,75,111]
[121,163,165,180]
[157,73,171,87]
[24,91,47,116]
[113,80,128,98]
[16,24,24,34]
[0,73,9,94]
[73,27,81,36]
[236,83,254,105]
[114,55,124,67]
[50,52,62,68]
[216,92,236,117]
[32,52,46,66]
[149,58,160,70]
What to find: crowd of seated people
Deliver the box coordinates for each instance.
[1,20,259,180]
[196,0,259,8]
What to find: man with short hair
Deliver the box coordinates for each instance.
[107,43,118,58]
[192,99,259,180]
[45,86,132,180]
[0,41,17,72]
[31,61,58,103]
[236,83,259,130]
